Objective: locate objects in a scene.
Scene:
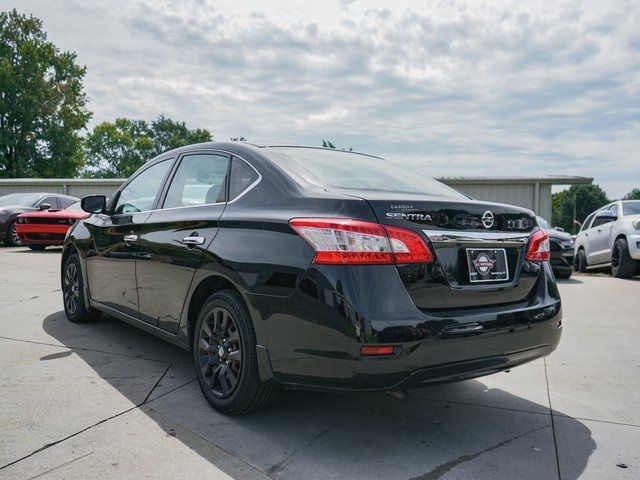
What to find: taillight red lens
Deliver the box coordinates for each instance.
[526,229,550,261]
[360,345,395,356]
[289,218,433,265]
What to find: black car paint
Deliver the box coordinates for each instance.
[64,142,562,392]
[546,228,575,276]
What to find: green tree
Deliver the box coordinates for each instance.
[0,9,90,178]
[149,114,211,156]
[553,184,610,233]
[83,116,212,178]
[623,188,640,200]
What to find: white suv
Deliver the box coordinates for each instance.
[574,200,640,278]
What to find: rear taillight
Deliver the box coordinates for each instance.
[289,218,434,265]
[525,229,550,261]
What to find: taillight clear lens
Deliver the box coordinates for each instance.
[289,218,433,265]
[526,229,550,261]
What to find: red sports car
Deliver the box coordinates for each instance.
[16,201,89,250]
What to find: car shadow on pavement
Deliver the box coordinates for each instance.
[42,311,595,480]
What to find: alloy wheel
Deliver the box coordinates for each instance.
[612,245,621,270]
[64,262,80,315]
[198,307,242,398]
[10,222,21,246]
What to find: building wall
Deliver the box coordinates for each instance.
[442,181,552,220]
[1,178,553,219]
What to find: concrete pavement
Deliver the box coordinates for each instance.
[0,247,638,479]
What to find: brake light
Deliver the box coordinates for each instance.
[526,229,550,261]
[289,218,433,265]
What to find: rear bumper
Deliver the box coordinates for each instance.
[249,262,562,392]
[550,247,574,274]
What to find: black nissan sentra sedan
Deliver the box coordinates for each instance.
[61,142,561,414]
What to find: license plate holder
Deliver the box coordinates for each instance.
[466,248,509,283]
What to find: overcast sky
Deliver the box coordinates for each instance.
[7,0,640,197]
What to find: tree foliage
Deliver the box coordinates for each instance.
[623,188,640,200]
[0,9,90,178]
[83,115,212,178]
[552,184,610,233]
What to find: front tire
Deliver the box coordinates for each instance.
[193,290,277,414]
[575,249,587,273]
[62,253,100,323]
[611,238,637,279]
[5,220,22,247]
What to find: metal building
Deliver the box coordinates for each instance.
[437,176,593,221]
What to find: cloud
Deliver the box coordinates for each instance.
[7,0,640,197]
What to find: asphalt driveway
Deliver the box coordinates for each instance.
[0,247,638,479]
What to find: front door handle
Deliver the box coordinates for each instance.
[123,234,138,244]
[181,236,206,247]
[597,228,602,232]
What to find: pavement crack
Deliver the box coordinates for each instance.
[409,424,550,480]
[0,406,138,471]
[143,362,173,403]
[27,451,95,479]
[266,426,333,476]
[0,363,184,472]
[544,358,562,480]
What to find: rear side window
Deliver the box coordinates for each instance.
[59,197,77,209]
[265,147,466,198]
[622,201,640,215]
[163,153,230,208]
[228,157,259,201]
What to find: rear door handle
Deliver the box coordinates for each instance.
[181,236,206,246]
[597,228,602,232]
[123,234,138,244]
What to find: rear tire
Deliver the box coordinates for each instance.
[28,245,46,251]
[575,249,587,273]
[193,290,277,414]
[62,253,100,323]
[5,220,22,247]
[611,238,637,279]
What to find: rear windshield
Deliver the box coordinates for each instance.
[622,201,640,216]
[0,193,42,207]
[265,147,466,198]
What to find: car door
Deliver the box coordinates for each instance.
[588,205,617,264]
[85,158,173,319]
[136,152,231,332]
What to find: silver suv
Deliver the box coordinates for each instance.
[574,200,640,278]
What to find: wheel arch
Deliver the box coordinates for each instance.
[186,275,242,352]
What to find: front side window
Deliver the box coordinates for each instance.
[229,157,259,201]
[581,212,596,231]
[163,154,230,209]
[38,196,59,209]
[114,160,172,214]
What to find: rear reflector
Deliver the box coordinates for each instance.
[360,345,395,356]
[526,229,550,261]
[289,218,433,265]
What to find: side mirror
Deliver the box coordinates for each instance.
[81,195,106,214]
[38,203,51,211]
[554,226,565,232]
